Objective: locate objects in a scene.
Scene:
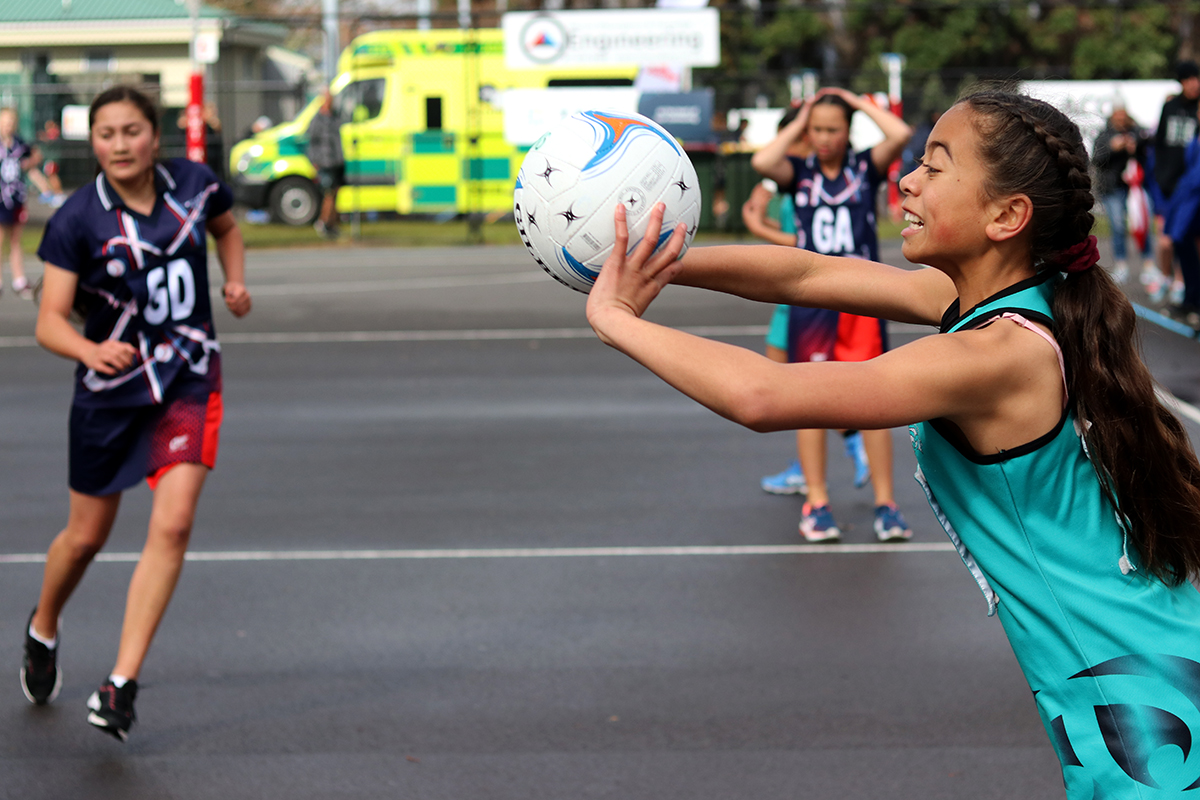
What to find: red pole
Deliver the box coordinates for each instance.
[880,54,905,221]
[886,95,902,220]
[186,72,206,163]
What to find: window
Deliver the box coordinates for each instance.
[425,97,442,130]
[547,78,633,87]
[83,50,115,73]
[337,78,385,124]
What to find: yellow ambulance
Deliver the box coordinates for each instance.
[230,27,637,224]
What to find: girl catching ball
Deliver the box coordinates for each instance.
[587,90,1200,797]
[20,86,251,742]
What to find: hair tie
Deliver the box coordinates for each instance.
[1052,235,1099,273]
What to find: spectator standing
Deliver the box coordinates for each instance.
[306,90,344,239]
[36,119,66,206]
[1151,61,1200,302]
[1092,103,1155,283]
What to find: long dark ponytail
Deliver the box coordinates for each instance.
[964,90,1200,586]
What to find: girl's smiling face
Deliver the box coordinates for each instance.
[90,100,159,185]
[897,104,996,272]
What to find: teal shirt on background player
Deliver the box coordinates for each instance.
[912,272,1200,798]
[765,192,797,351]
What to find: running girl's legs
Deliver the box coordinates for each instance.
[112,462,207,679]
[861,428,896,506]
[32,490,122,640]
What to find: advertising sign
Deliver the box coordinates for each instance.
[502,9,720,69]
[638,90,714,144]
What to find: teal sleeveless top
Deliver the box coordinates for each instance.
[910,271,1200,799]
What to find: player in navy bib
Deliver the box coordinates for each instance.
[0,107,36,298]
[20,86,252,742]
[750,88,913,543]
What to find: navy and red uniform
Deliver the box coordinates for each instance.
[37,159,232,495]
[783,148,888,363]
[0,135,31,225]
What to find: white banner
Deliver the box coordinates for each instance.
[502,9,720,69]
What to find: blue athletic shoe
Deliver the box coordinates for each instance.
[800,503,841,542]
[843,431,871,489]
[761,459,807,495]
[874,503,912,542]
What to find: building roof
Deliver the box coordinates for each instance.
[0,0,228,23]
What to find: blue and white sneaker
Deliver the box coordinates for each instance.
[1148,272,1168,303]
[843,431,871,489]
[761,459,807,495]
[1171,281,1186,306]
[874,503,912,542]
[800,503,841,542]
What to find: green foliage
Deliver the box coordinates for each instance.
[721,0,1191,110]
[1070,7,1175,79]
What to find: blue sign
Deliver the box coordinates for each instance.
[638,89,715,145]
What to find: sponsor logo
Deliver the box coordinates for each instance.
[168,434,189,453]
[519,15,568,64]
[1046,654,1200,792]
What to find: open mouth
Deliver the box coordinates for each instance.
[903,211,924,229]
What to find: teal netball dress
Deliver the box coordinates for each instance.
[910,271,1200,799]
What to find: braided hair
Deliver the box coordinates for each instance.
[963,91,1200,585]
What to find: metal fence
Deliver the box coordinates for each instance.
[2,76,310,191]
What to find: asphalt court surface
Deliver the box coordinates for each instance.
[2,238,1199,799]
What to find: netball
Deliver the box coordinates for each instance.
[513,110,702,293]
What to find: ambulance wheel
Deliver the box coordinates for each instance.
[269,177,320,226]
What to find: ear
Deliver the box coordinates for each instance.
[985,193,1032,243]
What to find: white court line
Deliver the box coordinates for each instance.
[0,542,956,564]
[1157,386,1200,427]
[0,326,769,348]
[218,325,769,345]
[0,323,954,348]
[215,270,549,297]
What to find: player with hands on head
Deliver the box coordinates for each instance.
[747,86,914,543]
[588,90,1200,799]
[20,85,251,742]
[742,104,873,500]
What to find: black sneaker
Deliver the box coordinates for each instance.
[21,609,61,705]
[86,680,137,742]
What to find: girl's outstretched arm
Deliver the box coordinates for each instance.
[588,205,1059,444]
[673,243,954,326]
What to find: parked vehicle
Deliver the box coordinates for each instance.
[229,27,636,224]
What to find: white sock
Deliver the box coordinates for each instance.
[28,623,56,650]
[109,674,131,688]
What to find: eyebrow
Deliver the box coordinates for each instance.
[926,140,951,160]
